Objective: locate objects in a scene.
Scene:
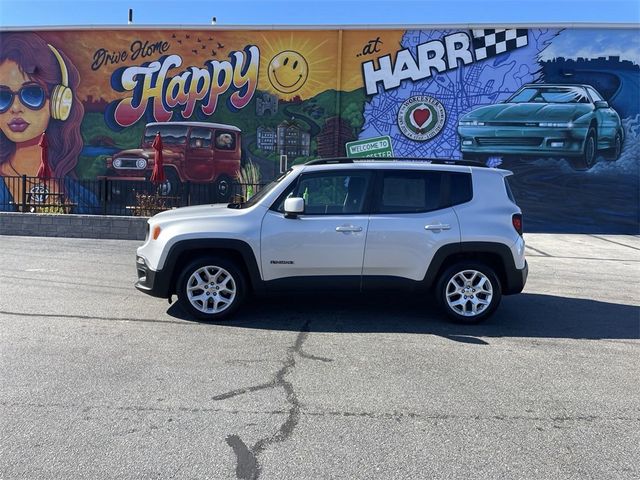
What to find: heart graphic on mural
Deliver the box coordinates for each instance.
[412,107,431,128]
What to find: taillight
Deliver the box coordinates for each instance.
[512,213,523,236]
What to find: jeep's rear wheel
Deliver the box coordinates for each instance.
[177,256,245,321]
[436,262,502,323]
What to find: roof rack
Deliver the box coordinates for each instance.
[305,157,486,167]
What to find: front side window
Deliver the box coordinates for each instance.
[274,171,372,215]
[143,125,188,145]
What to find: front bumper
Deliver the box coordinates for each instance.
[135,255,171,298]
[458,125,588,156]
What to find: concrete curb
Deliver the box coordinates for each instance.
[0,212,148,240]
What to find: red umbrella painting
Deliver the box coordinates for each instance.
[150,131,166,187]
[36,132,52,180]
[34,132,52,206]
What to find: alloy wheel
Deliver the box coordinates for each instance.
[186,265,237,314]
[445,269,493,317]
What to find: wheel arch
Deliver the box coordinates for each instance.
[162,165,183,182]
[423,242,522,295]
[163,239,263,297]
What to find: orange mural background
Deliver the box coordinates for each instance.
[38,29,404,102]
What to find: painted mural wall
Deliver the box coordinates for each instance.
[0,27,638,232]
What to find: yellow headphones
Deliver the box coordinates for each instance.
[47,44,73,121]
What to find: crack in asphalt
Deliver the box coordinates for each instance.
[212,320,325,480]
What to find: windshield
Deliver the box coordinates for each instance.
[143,126,189,146]
[507,87,589,104]
[228,169,294,209]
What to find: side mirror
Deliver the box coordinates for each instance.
[284,197,304,218]
[595,100,609,109]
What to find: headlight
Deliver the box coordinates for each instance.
[137,158,147,169]
[539,122,572,128]
[459,120,485,126]
[113,159,122,168]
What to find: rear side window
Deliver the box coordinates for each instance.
[375,170,472,214]
[449,172,473,206]
[504,176,517,203]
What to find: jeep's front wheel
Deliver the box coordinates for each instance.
[436,263,502,323]
[177,257,245,321]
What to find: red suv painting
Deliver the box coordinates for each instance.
[106,121,242,199]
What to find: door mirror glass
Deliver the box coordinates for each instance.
[284,197,305,216]
[595,100,609,109]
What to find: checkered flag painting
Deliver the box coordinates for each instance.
[471,29,528,61]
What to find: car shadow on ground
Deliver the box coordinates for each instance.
[167,292,640,342]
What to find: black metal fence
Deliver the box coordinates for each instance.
[0,175,264,216]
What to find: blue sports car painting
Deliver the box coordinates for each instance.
[458,84,624,170]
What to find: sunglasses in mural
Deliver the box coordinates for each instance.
[0,83,48,113]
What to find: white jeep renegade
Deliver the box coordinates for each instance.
[135,159,528,323]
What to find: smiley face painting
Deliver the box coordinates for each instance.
[267,50,309,94]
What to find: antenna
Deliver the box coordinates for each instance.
[128,8,133,24]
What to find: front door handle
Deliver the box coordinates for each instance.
[336,225,363,233]
[425,224,451,231]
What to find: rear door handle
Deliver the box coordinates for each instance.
[336,225,363,233]
[425,224,451,231]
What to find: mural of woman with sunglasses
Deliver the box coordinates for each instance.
[0,32,97,213]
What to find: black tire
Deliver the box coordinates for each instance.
[605,131,622,161]
[570,128,597,171]
[159,168,181,196]
[176,256,246,321]
[215,175,233,203]
[435,262,502,324]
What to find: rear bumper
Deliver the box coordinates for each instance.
[504,260,528,295]
[135,255,171,298]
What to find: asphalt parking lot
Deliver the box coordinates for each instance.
[1,233,638,479]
